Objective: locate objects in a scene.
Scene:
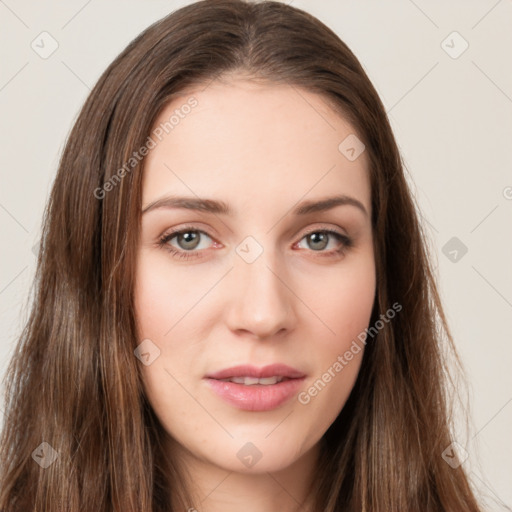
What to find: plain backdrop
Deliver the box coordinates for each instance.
[0,0,511,509]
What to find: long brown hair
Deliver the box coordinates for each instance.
[0,1,482,510]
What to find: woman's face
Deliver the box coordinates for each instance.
[134,77,375,474]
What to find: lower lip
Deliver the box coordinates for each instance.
[205,377,305,411]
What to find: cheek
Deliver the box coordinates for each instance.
[294,253,375,426]
[133,252,213,407]
[134,250,206,340]
[134,259,199,436]
[134,254,168,334]
[303,251,376,346]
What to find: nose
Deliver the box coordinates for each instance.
[224,248,297,340]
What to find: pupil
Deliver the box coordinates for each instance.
[179,232,199,249]
[309,232,327,250]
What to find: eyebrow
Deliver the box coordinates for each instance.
[142,194,368,217]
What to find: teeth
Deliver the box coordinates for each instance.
[220,376,286,385]
[258,377,281,385]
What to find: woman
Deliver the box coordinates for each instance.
[0,0,483,510]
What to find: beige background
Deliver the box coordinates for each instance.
[1,0,511,508]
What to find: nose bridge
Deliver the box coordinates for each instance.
[226,236,295,338]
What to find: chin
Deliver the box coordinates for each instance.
[204,434,314,475]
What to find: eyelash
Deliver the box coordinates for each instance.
[158,224,353,261]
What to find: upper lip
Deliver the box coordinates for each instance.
[205,364,305,380]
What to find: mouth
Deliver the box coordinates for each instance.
[204,363,306,411]
[205,363,305,380]
[215,375,292,385]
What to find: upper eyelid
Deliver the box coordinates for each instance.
[300,225,346,237]
[161,226,214,242]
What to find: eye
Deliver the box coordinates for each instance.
[158,225,353,261]
[295,228,352,256]
[158,227,216,260]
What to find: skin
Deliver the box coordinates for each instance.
[134,76,376,512]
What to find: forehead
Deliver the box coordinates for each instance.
[142,79,371,217]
